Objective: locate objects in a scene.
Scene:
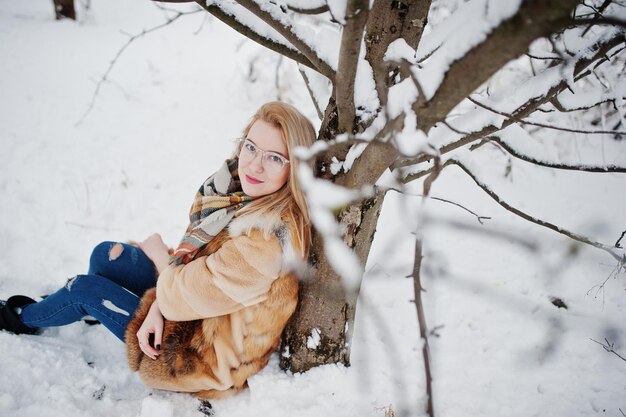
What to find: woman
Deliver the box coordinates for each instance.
[0,101,315,399]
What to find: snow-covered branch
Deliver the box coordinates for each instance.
[414,0,580,132]
[449,158,624,262]
[233,0,336,80]
[393,33,626,171]
[470,136,626,173]
[193,1,322,73]
[336,0,369,133]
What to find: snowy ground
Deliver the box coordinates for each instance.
[1,1,625,416]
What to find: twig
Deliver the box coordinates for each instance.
[590,338,626,362]
[411,234,434,417]
[283,3,329,15]
[76,8,200,126]
[298,68,324,120]
[385,186,492,224]
[525,53,564,61]
[468,96,626,136]
[586,256,625,304]
[615,230,626,248]
[450,159,624,262]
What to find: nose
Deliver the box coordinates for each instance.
[248,152,264,173]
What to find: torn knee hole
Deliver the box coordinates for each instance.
[108,243,124,261]
[65,276,77,290]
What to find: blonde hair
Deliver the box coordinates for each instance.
[234,101,316,258]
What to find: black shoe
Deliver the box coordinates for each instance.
[0,295,39,335]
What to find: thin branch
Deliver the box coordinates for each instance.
[450,159,624,261]
[298,68,324,120]
[284,3,329,15]
[615,230,626,248]
[470,137,626,173]
[468,96,626,136]
[411,234,434,417]
[550,96,620,112]
[385,186,492,224]
[586,255,625,303]
[193,1,321,74]
[76,8,200,126]
[572,17,626,29]
[336,0,369,133]
[525,53,564,61]
[234,0,336,80]
[590,338,626,362]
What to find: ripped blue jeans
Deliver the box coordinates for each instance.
[19,242,157,341]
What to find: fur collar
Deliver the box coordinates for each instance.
[228,211,301,273]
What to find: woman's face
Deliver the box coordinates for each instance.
[238,120,290,197]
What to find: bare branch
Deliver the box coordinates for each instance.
[386,187,492,224]
[616,230,626,249]
[76,7,200,126]
[336,0,369,133]
[470,137,626,173]
[572,17,626,29]
[411,234,434,417]
[234,0,336,80]
[586,255,625,303]
[590,338,626,362]
[298,68,324,120]
[283,3,329,15]
[550,96,621,112]
[468,96,626,136]
[526,53,564,61]
[450,159,624,261]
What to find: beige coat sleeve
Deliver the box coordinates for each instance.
[156,230,283,321]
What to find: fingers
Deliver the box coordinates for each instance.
[137,327,161,360]
[154,322,163,352]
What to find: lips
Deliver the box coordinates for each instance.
[245,174,263,185]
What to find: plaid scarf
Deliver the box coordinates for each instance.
[170,159,255,266]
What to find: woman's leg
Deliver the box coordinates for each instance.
[19,274,141,341]
[88,241,158,296]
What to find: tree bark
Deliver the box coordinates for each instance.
[281,190,386,373]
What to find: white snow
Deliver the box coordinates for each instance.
[306,328,321,350]
[1,1,625,417]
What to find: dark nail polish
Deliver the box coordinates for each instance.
[156,344,161,350]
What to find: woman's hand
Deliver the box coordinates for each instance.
[136,300,163,360]
[139,233,170,273]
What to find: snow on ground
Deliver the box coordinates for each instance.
[1,1,625,416]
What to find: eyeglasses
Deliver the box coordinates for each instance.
[238,138,290,175]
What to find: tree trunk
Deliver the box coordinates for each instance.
[53,0,76,20]
[280,190,386,373]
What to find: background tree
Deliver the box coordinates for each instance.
[53,0,76,20]
[155,0,626,376]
